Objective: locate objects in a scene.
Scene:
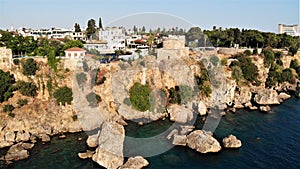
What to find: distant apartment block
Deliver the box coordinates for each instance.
[18,28,87,41]
[99,27,126,51]
[278,24,299,36]
[0,47,13,69]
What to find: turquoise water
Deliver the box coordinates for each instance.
[1,98,300,169]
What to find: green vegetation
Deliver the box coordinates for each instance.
[17,81,38,97]
[22,58,38,76]
[17,99,28,108]
[168,85,194,105]
[289,45,299,56]
[195,62,212,97]
[230,54,259,84]
[129,83,151,112]
[74,23,81,32]
[221,58,228,66]
[0,70,15,102]
[72,115,78,121]
[47,50,59,72]
[53,86,73,105]
[47,78,53,96]
[82,61,89,72]
[244,50,252,56]
[262,47,275,67]
[3,104,14,113]
[86,19,97,38]
[85,92,101,108]
[203,27,299,49]
[231,66,243,82]
[13,59,20,65]
[76,72,87,87]
[209,55,220,66]
[266,62,295,88]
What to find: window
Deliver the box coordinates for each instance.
[80,53,83,56]
[68,53,71,57]
[74,53,78,57]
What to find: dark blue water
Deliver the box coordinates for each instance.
[1,98,300,169]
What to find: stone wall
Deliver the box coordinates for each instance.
[0,47,13,70]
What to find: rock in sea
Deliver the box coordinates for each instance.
[119,156,149,169]
[186,130,221,153]
[222,134,242,148]
[92,121,125,169]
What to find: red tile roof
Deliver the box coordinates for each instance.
[65,47,86,52]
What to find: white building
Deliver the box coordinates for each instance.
[64,47,86,59]
[28,28,86,41]
[84,40,110,54]
[99,27,126,52]
[278,24,299,36]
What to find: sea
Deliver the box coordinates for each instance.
[1,97,300,169]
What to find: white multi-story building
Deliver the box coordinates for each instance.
[278,24,299,36]
[99,27,126,52]
[25,28,86,41]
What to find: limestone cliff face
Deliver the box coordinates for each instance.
[0,58,82,148]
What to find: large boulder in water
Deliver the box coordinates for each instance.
[186,130,221,153]
[92,122,125,169]
[254,89,280,105]
[222,135,242,148]
[5,142,34,163]
[119,156,149,169]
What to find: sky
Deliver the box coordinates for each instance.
[0,0,299,33]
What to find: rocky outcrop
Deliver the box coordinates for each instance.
[186,130,221,153]
[15,131,30,142]
[254,89,280,105]
[222,135,242,148]
[197,101,207,116]
[5,143,34,163]
[40,134,51,142]
[78,150,95,159]
[86,132,99,148]
[168,105,194,124]
[173,135,187,146]
[118,104,167,122]
[234,87,252,108]
[92,122,125,169]
[259,106,271,112]
[119,156,149,169]
[278,92,291,102]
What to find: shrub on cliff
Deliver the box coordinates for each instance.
[262,47,275,67]
[85,92,101,108]
[0,70,15,102]
[3,104,14,113]
[17,81,38,97]
[53,86,73,105]
[22,58,38,76]
[17,99,28,108]
[129,82,151,112]
[289,45,299,56]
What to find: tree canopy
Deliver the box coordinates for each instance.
[86,19,97,38]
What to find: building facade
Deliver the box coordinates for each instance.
[64,47,86,59]
[278,24,299,36]
[99,27,126,52]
